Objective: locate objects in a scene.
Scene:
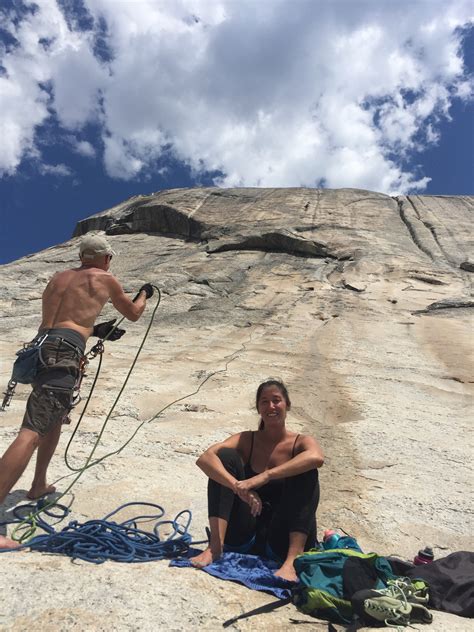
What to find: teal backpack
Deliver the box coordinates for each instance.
[293,547,399,624]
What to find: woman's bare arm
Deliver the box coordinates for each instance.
[196,431,262,516]
[195,432,250,489]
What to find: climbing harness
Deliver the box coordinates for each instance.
[1,332,85,411]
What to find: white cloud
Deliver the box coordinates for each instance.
[455,79,473,99]
[103,134,143,179]
[39,162,72,176]
[0,0,472,193]
[0,0,104,172]
[0,73,49,174]
[73,139,96,158]
[50,43,105,129]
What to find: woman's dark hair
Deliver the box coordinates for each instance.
[256,379,291,430]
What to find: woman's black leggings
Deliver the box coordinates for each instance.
[207,447,320,561]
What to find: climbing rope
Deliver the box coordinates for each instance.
[1,500,205,562]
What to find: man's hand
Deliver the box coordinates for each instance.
[92,319,126,341]
[133,283,154,302]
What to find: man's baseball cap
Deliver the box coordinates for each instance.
[79,234,116,259]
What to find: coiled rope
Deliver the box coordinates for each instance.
[1,501,203,562]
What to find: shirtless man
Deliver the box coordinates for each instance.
[0,234,152,548]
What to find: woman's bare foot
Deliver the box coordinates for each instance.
[26,483,56,500]
[274,561,298,583]
[0,535,20,550]
[190,547,221,568]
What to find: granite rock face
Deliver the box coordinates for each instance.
[1,188,473,631]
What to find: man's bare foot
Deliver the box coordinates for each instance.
[0,535,20,550]
[274,562,298,583]
[26,484,56,500]
[190,547,221,568]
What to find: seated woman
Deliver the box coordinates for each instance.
[191,379,324,581]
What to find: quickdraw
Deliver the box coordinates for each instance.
[68,343,102,412]
[1,379,18,411]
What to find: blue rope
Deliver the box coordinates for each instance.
[0,501,202,563]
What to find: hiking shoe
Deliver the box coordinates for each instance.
[409,601,433,624]
[387,577,429,604]
[351,588,412,627]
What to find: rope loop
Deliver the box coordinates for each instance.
[1,501,197,563]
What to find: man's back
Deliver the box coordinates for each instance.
[40,266,113,340]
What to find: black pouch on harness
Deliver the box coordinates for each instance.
[11,335,47,384]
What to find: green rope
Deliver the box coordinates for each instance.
[55,341,243,482]
[64,288,161,472]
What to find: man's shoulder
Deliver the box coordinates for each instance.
[44,268,76,288]
[98,271,125,295]
[52,267,78,278]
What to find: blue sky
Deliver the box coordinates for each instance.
[1,0,472,264]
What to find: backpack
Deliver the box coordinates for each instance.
[293,548,398,624]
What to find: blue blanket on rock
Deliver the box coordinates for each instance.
[170,551,294,599]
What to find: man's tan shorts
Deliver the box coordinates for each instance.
[21,334,83,436]
[22,386,73,436]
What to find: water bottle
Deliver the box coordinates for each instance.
[323,529,341,549]
[414,546,434,565]
[322,529,362,552]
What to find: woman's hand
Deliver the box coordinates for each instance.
[232,479,263,516]
[234,471,269,494]
[242,490,263,517]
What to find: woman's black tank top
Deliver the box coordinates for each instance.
[244,432,300,505]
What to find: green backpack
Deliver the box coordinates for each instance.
[293,548,399,624]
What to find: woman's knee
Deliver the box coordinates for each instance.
[286,468,319,497]
[217,447,240,460]
[216,447,245,478]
